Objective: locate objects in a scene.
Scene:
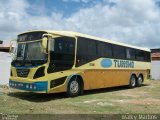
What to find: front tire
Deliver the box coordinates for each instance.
[129,75,136,88]
[67,77,81,97]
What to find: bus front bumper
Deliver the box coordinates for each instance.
[9,80,48,92]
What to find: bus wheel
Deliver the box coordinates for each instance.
[136,75,143,87]
[129,75,136,88]
[67,76,81,97]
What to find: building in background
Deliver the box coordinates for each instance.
[0,40,12,84]
[0,40,10,52]
[151,48,160,80]
[0,40,3,44]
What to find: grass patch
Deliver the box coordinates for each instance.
[0,80,160,114]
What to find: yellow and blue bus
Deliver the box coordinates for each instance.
[9,30,151,97]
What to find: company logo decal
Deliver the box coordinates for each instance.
[101,59,112,68]
[114,60,134,68]
[101,59,135,68]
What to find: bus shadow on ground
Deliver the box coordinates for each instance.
[7,84,149,102]
[7,92,67,102]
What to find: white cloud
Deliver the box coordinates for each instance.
[0,0,160,48]
[63,0,160,48]
[62,0,93,3]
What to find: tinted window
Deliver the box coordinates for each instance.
[76,37,97,67]
[126,48,135,60]
[144,52,151,62]
[105,43,113,57]
[54,39,74,55]
[76,38,88,67]
[113,45,126,59]
[97,42,112,58]
[97,42,106,57]
[50,37,75,61]
[48,37,75,73]
[136,50,144,61]
[77,38,97,56]
[88,40,97,56]
[77,38,88,56]
[18,32,46,42]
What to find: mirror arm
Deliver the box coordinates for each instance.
[41,34,54,54]
[42,34,53,38]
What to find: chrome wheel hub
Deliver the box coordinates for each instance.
[131,77,136,86]
[70,81,79,94]
[138,77,143,84]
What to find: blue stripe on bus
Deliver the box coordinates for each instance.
[9,80,48,92]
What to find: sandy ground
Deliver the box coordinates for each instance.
[0,52,12,85]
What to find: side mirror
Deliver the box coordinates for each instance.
[9,39,16,54]
[9,43,13,53]
[42,37,48,54]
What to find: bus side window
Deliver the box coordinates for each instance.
[97,42,113,58]
[76,37,97,67]
[48,37,75,73]
[57,43,63,52]
[144,52,151,62]
[50,37,75,62]
[136,50,144,61]
[87,40,96,56]
[97,42,106,57]
[105,43,113,58]
[126,48,135,60]
[113,45,126,59]
[76,37,88,67]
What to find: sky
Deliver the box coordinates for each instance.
[0,0,160,48]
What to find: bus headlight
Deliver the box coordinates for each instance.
[30,85,33,89]
[33,85,36,90]
[26,84,29,89]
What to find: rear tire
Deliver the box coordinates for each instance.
[67,76,81,97]
[136,75,143,87]
[129,75,136,88]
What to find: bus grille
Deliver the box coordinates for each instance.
[16,69,30,77]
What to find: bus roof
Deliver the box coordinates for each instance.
[21,30,151,52]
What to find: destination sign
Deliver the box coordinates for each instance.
[17,32,47,42]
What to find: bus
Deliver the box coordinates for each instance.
[9,30,151,97]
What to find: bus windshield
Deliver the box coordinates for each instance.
[16,41,47,61]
